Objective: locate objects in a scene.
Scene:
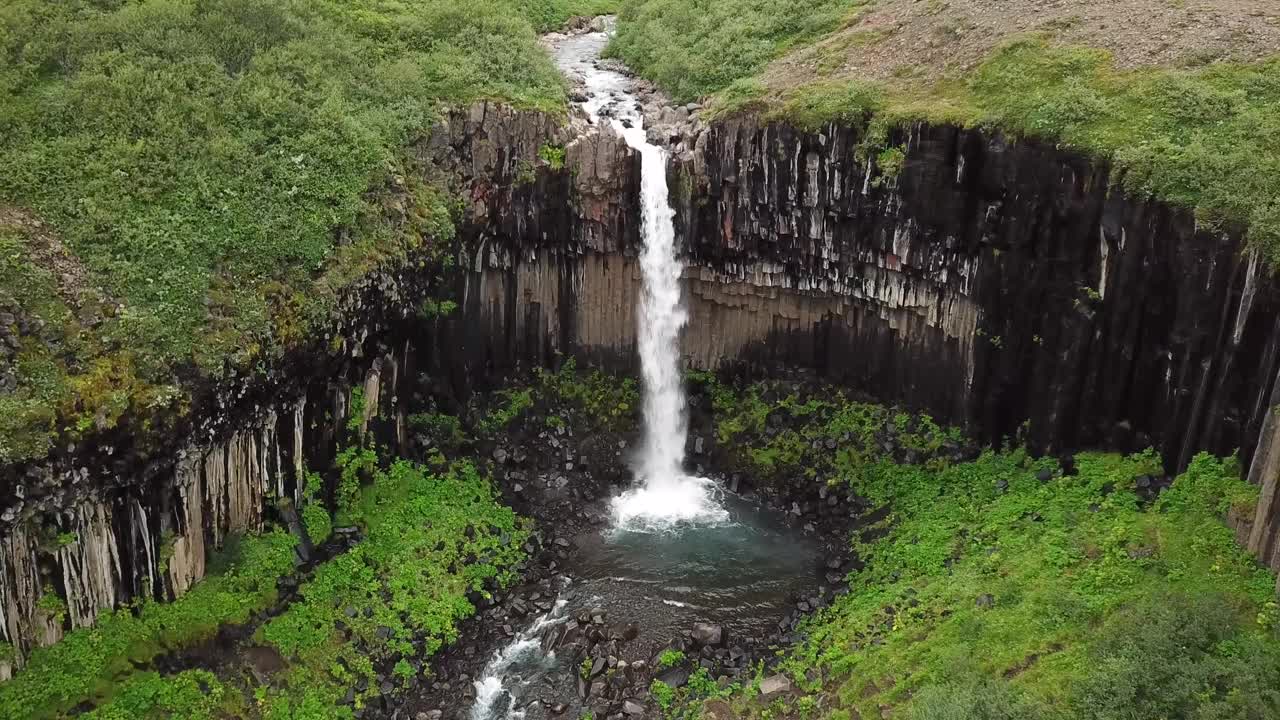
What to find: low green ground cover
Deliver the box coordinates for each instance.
[78,670,241,720]
[0,529,298,719]
[474,358,640,437]
[257,455,529,719]
[687,372,963,483]
[674,377,1280,719]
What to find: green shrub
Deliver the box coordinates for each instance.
[536,358,639,431]
[657,649,686,669]
[910,682,1046,720]
[1072,593,1280,720]
[409,411,468,450]
[0,531,297,719]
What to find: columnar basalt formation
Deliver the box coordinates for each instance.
[670,117,1280,573]
[4,104,1280,671]
[447,111,1280,575]
[0,103,623,670]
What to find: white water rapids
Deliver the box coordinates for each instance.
[470,600,568,720]
[557,22,727,531]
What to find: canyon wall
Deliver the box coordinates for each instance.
[448,114,1280,578]
[670,118,1280,576]
[0,104,579,671]
[4,103,1280,669]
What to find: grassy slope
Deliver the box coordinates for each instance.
[671,377,1280,720]
[0,0,616,464]
[609,0,1280,263]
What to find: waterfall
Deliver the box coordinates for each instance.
[551,22,727,529]
[609,133,727,530]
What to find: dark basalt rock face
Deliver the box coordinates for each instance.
[2,105,1280,673]
[0,103,600,671]
[669,117,1280,576]
[674,117,1275,472]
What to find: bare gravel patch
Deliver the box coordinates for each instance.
[761,0,1280,90]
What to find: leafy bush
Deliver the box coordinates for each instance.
[657,649,686,669]
[0,530,298,719]
[478,387,536,434]
[536,357,639,431]
[409,410,468,451]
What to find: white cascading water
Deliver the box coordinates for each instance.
[608,134,727,530]
[470,600,568,720]
[552,22,727,530]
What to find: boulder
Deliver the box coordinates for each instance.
[691,622,724,648]
[655,666,690,688]
[759,673,792,697]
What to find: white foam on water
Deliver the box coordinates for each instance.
[469,600,568,720]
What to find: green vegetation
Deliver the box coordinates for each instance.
[608,0,867,102]
[688,372,962,482]
[300,471,333,544]
[714,445,1280,718]
[656,648,686,669]
[79,670,240,720]
[475,357,640,435]
[478,387,537,435]
[257,454,528,718]
[419,298,459,318]
[0,0,621,463]
[534,358,639,432]
[408,410,468,452]
[539,143,568,170]
[652,667,737,719]
[613,2,1280,264]
[0,530,298,719]
[2,447,526,719]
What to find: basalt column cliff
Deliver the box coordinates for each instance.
[4,107,1280,672]
[449,111,1280,577]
